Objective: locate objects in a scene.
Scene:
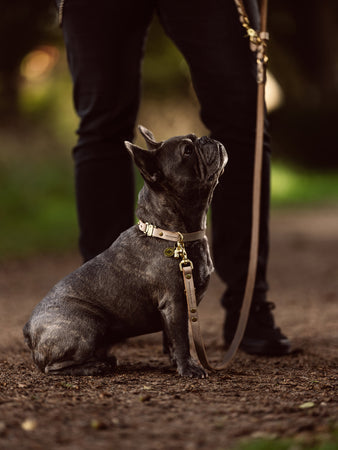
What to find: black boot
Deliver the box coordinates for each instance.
[223,298,291,356]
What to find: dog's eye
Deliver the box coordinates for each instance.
[183,143,194,157]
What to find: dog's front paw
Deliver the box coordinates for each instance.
[178,358,207,379]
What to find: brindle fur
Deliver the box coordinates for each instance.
[23,126,227,378]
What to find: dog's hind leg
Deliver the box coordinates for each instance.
[32,340,117,376]
[45,355,117,375]
[25,310,116,375]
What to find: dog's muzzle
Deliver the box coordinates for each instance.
[197,137,228,174]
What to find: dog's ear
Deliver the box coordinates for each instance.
[138,125,162,150]
[125,141,161,184]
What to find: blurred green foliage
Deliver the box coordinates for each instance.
[1,123,337,260]
[1,4,338,259]
[142,17,190,97]
[271,163,338,207]
[1,2,338,166]
[232,426,338,450]
[0,1,57,118]
[1,2,338,168]
[0,160,77,259]
[268,1,338,168]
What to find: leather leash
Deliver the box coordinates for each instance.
[186,0,270,371]
[205,0,270,369]
[141,0,270,372]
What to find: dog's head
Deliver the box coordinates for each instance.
[125,126,227,202]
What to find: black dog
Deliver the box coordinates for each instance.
[23,126,227,378]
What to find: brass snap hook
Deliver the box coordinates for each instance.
[176,232,184,243]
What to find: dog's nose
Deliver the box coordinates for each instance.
[187,134,197,142]
[198,136,214,146]
[197,136,221,164]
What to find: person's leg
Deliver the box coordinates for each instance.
[62,0,155,261]
[158,0,290,355]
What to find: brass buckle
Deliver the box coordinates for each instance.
[179,259,194,272]
[145,222,155,237]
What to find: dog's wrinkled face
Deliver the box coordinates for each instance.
[125,126,228,200]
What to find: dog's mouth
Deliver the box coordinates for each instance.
[194,136,228,183]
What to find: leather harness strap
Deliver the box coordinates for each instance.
[140,0,269,371]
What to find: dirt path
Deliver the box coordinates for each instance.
[0,208,337,449]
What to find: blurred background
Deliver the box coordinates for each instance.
[1,0,338,260]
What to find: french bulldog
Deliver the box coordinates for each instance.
[23,126,227,378]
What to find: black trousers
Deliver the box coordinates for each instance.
[61,0,270,307]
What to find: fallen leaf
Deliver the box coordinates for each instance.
[21,419,38,431]
[251,431,277,440]
[139,394,151,402]
[0,421,6,436]
[299,402,315,409]
[90,419,107,430]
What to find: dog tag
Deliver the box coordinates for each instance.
[164,247,175,258]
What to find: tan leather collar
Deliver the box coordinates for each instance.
[138,220,205,242]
